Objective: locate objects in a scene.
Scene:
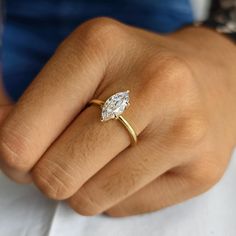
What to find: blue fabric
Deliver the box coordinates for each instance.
[2,0,194,101]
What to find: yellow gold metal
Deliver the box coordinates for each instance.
[89,99,104,106]
[89,99,137,145]
[118,115,137,144]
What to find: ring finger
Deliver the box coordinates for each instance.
[31,87,151,199]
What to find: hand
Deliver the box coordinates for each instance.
[0,17,236,217]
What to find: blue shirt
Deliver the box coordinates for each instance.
[2,0,193,101]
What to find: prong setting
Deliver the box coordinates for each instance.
[101,91,130,122]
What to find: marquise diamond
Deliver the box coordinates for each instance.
[101,91,130,121]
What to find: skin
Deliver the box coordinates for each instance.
[0,17,236,217]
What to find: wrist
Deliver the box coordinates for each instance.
[169,26,236,50]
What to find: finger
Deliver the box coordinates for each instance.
[105,173,193,217]
[0,105,32,183]
[32,87,151,199]
[68,138,180,216]
[105,156,224,217]
[0,18,116,180]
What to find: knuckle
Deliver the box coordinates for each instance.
[189,160,225,191]
[0,127,32,172]
[171,115,208,146]
[200,165,224,187]
[141,54,198,108]
[161,55,193,85]
[32,163,75,200]
[143,54,207,146]
[147,54,195,93]
[55,17,126,80]
[68,187,102,216]
[81,17,123,39]
[73,17,125,52]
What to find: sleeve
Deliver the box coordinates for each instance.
[202,0,236,42]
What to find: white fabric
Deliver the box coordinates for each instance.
[0,150,236,236]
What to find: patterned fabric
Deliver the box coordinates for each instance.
[2,0,193,101]
[203,0,236,41]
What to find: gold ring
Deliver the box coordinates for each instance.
[89,90,137,145]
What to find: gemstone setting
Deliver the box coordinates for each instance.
[101,91,130,121]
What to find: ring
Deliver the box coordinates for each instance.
[89,90,137,145]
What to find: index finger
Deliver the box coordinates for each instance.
[0,18,117,181]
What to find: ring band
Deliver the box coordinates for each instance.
[88,91,137,145]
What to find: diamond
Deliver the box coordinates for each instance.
[101,90,130,121]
